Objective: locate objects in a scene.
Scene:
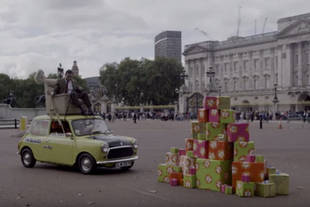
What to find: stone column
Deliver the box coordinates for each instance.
[282,44,292,88]
[298,42,303,86]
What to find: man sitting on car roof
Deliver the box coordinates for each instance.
[54,69,93,115]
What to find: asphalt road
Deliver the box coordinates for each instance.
[0,119,310,207]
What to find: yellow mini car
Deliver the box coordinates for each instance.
[18,115,138,174]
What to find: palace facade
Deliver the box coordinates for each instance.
[179,13,310,115]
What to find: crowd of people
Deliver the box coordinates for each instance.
[97,110,310,123]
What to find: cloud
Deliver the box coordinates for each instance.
[0,0,310,78]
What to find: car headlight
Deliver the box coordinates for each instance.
[101,143,109,153]
[132,140,138,149]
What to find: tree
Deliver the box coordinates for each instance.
[99,57,184,106]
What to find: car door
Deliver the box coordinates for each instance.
[27,119,50,161]
[45,120,74,165]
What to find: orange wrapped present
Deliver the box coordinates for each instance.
[232,161,265,189]
[198,108,209,123]
[208,141,233,160]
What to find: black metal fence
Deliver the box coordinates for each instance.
[0,119,20,129]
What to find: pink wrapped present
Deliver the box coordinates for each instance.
[226,123,249,142]
[179,148,186,156]
[209,109,220,123]
[189,167,196,175]
[204,96,218,110]
[193,139,209,159]
[246,155,256,162]
[221,184,226,193]
[241,174,251,182]
[169,178,178,186]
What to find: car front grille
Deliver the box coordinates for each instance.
[107,147,134,159]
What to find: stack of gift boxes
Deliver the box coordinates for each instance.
[158,96,290,197]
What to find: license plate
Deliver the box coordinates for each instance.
[115,161,132,168]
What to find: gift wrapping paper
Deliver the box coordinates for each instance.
[158,163,170,183]
[269,173,289,195]
[170,147,179,154]
[233,141,255,161]
[165,152,179,166]
[196,159,232,191]
[225,185,233,194]
[191,121,200,139]
[208,141,233,160]
[183,175,196,188]
[185,138,194,152]
[193,139,209,159]
[236,181,255,197]
[232,161,265,189]
[180,155,196,176]
[206,122,226,141]
[204,96,218,110]
[169,172,183,186]
[255,182,276,197]
[226,123,249,142]
[209,109,220,123]
[198,108,209,123]
[220,109,236,124]
[217,96,231,110]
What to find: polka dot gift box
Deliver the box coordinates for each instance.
[196,158,232,192]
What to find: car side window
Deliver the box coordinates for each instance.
[30,120,50,136]
[50,120,71,136]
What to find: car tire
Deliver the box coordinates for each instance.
[21,148,36,168]
[121,161,134,171]
[78,153,96,174]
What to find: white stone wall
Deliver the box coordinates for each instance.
[0,104,46,120]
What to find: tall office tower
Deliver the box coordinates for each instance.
[154,31,182,63]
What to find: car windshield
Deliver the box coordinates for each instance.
[71,118,110,136]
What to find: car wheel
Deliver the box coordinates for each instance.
[121,161,134,171]
[21,148,36,168]
[78,153,96,174]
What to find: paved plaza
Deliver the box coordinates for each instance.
[0,119,309,206]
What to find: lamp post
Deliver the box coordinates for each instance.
[206,67,215,94]
[272,83,279,120]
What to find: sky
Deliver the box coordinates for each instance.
[0,0,310,79]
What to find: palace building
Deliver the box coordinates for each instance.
[179,13,310,115]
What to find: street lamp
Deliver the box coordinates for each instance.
[272,83,279,120]
[206,67,215,93]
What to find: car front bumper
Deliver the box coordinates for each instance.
[96,155,138,165]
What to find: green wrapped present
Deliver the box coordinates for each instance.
[173,166,182,173]
[267,167,277,175]
[255,155,264,163]
[186,151,195,158]
[196,159,231,191]
[206,122,226,141]
[225,185,233,195]
[255,181,276,197]
[170,147,179,154]
[234,141,255,161]
[197,133,206,140]
[183,175,196,188]
[236,180,255,197]
[158,163,170,183]
[220,109,235,124]
[269,173,289,195]
[217,96,231,110]
[192,121,205,139]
